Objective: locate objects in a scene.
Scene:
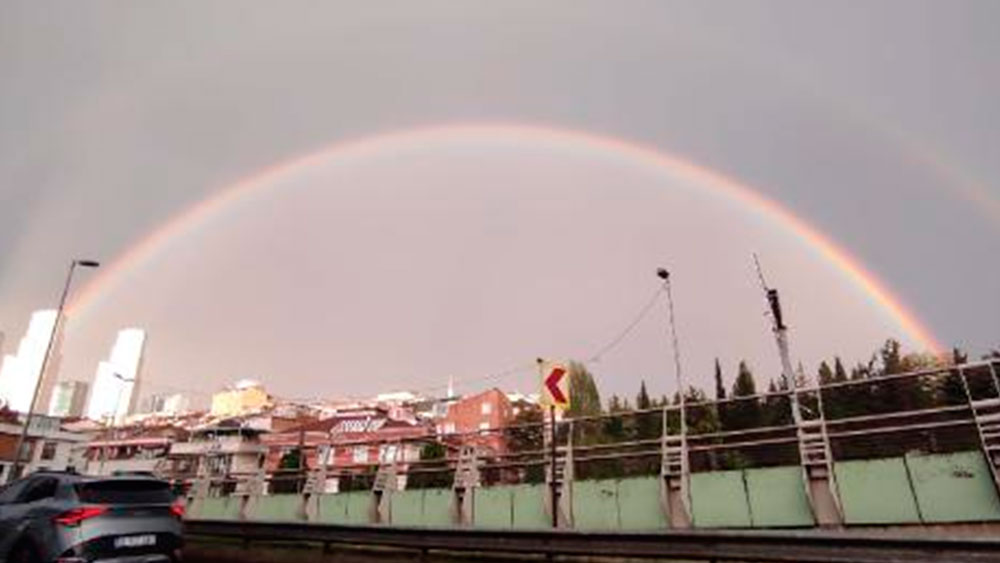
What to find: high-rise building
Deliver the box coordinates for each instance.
[0,310,62,413]
[86,329,146,424]
[48,380,90,418]
[144,393,190,416]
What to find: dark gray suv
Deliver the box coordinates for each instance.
[0,471,183,563]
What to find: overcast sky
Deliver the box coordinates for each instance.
[1,1,997,406]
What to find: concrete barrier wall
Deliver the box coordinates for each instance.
[616,476,667,530]
[906,451,1000,523]
[836,457,921,524]
[252,494,302,521]
[189,496,242,520]
[473,486,513,528]
[744,466,814,527]
[387,489,454,527]
[200,450,1000,530]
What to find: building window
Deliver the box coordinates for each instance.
[481,402,492,415]
[443,422,456,435]
[352,446,368,464]
[379,445,398,463]
[478,422,490,431]
[40,442,57,461]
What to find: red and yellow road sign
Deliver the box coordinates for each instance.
[539,361,570,410]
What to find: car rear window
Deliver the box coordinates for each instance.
[76,480,175,504]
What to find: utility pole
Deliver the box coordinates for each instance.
[9,259,99,482]
[753,257,802,425]
[657,268,686,436]
[754,255,841,525]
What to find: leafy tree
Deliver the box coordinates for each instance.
[504,404,545,483]
[566,361,602,418]
[952,347,969,365]
[714,359,729,430]
[833,357,848,382]
[878,339,904,375]
[272,448,305,493]
[817,361,834,385]
[634,380,660,441]
[762,376,795,427]
[714,359,726,400]
[407,441,452,489]
[870,340,934,413]
[603,395,628,444]
[667,386,718,436]
[727,361,761,429]
[636,381,652,410]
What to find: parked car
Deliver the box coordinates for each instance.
[0,471,183,563]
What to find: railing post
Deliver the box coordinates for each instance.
[561,419,574,528]
[660,404,691,527]
[960,363,1000,496]
[239,454,268,521]
[453,444,481,526]
[549,406,558,528]
[302,445,327,521]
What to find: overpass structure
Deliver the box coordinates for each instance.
[179,360,1000,535]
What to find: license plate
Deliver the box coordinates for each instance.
[114,534,156,549]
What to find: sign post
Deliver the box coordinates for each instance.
[538,359,570,528]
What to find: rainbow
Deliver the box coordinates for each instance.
[66,122,943,353]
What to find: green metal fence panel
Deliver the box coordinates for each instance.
[510,484,550,529]
[316,493,350,524]
[906,451,1000,523]
[744,466,814,527]
[422,488,454,526]
[616,476,667,530]
[474,486,514,528]
[253,494,302,521]
[571,480,620,530]
[690,470,752,528]
[190,497,242,520]
[834,457,920,524]
[344,491,374,524]
[388,490,424,526]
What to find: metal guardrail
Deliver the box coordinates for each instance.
[184,519,1000,563]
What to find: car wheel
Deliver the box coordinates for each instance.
[8,542,40,563]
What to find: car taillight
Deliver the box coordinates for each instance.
[54,506,107,526]
[170,501,185,520]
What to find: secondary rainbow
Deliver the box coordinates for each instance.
[66,122,943,354]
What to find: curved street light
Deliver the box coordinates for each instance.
[8,259,100,482]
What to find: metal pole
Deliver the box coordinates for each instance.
[9,261,82,482]
[770,293,803,426]
[549,404,557,528]
[662,272,687,438]
[753,258,803,426]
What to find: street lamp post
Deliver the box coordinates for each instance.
[8,259,99,482]
[656,268,686,437]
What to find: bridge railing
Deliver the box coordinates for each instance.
[168,360,1000,527]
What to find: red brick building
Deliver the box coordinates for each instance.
[260,407,432,491]
[436,388,514,454]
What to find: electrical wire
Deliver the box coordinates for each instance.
[586,283,666,363]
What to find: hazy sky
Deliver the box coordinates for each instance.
[1,1,997,406]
